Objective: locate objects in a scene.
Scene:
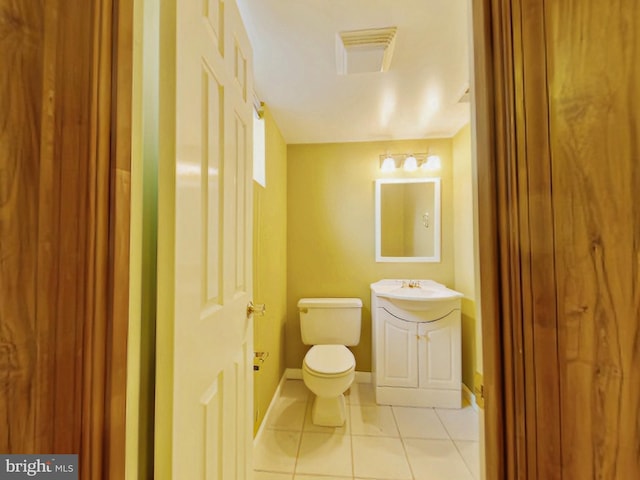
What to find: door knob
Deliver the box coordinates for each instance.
[247,301,266,317]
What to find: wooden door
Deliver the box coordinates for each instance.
[154,0,255,478]
[0,1,131,478]
[473,0,640,478]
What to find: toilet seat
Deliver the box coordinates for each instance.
[303,345,355,376]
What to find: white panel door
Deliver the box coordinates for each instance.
[155,0,254,478]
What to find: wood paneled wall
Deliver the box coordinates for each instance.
[0,0,131,478]
[475,0,640,478]
[1,0,48,452]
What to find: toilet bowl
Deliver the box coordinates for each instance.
[302,344,355,426]
[298,298,362,427]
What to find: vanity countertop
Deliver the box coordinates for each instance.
[370,279,463,301]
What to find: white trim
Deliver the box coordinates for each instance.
[284,367,302,380]
[462,382,479,412]
[376,385,461,408]
[374,177,441,263]
[354,371,372,384]
[252,113,266,187]
[253,373,288,448]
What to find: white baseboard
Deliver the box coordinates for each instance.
[253,372,289,448]
[284,367,302,380]
[354,371,372,383]
[462,383,479,412]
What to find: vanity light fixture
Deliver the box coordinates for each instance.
[378,153,442,173]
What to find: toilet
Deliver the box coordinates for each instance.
[298,297,362,426]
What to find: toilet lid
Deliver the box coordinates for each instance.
[304,345,355,375]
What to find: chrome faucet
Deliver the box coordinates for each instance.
[402,280,421,288]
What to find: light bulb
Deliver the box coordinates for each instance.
[422,154,441,171]
[403,155,418,172]
[381,156,396,172]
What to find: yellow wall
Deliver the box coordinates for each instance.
[287,139,455,372]
[127,0,158,477]
[253,106,288,432]
[452,123,477,390]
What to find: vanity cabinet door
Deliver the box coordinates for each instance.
[377,309,418,388]
[418,313,461,390]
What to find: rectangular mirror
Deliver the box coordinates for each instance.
[375,178,441,262]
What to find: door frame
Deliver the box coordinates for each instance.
[84,0,133,477]
[108,0,521,478]
[472,0,535,478]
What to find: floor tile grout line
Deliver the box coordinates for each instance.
[390,405,416,480]
[292,395,312,476]
[434,407,480,443]
[433,408,449,434]
[451,439,479,480]
[348,401,355,480]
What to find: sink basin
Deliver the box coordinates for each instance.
[370,279,463,301]
[371,279,463,313]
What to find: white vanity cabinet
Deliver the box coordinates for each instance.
[371,281,462,408]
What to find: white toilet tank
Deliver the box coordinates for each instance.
[298,298,362,346]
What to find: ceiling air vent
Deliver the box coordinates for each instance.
[336,27,397,75]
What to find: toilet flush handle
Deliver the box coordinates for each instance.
[247,301,266,317]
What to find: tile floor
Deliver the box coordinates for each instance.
[253,380,480,480]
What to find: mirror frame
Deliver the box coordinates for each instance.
[375,177,441,263]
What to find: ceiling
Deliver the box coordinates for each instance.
[236,0,471,145]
